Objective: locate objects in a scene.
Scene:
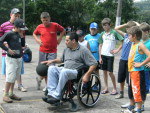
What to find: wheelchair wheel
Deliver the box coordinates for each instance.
[77,73,101,108]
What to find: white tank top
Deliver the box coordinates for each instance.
[78,40,88,48]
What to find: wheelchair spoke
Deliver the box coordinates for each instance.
[90,93,95,103]
[86,93,90,104]
[81,92,87,98]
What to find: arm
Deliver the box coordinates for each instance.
[111,40,123,54]
[82,65,97,83]
[87,42,90,50]
[114,24,127,37]
[134,43,150,67]
[99,44,103,64]
[0,33,15,55]
[57,30,66,45]
[41,58,62,65]
[33,33,42,45]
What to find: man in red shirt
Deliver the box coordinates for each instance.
[33,12,65,91]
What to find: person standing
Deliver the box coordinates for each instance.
[114,21,137,99]
[33,12,65,91]
[0,8,27,92]
[99,18,124,95]
[0,19,28,103]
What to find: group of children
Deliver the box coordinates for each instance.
[76,19,150,113]
[0,8,150,113]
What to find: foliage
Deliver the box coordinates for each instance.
[0,0,139,34]
[134,0,150,24]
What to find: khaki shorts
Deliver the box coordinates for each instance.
[6,56,22,83]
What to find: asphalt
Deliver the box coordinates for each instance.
[0,36,150,113]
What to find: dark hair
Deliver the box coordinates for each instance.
[66,32,78,42]
[76,30,84,37]
[101,18,111,25]
[140,22,150,32]
[127,26,142,41]
[40,12,50,18]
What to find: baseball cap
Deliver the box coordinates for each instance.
[76,30,84,37]
[90,22,98,29]
[14,19,28,30]
[11,8,20,14]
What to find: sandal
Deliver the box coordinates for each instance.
[110,91,118,95]
[101,90,109,94]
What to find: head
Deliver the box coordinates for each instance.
[10,8,21,23]
[139,22,150,40]
[127,26,142,42]
[126,21,137,32]
[101,18,111,32]
[76,30,85,42]
[14,19,28,32]
[40,12,51,27]
[65,32,78,49]
[89,22,98,35]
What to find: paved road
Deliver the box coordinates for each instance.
[0,36,149,113]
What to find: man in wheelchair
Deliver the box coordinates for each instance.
[42,32,97,104]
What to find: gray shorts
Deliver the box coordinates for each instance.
[39,52,57,66]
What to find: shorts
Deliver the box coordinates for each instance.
[128,71,146,102]
[1,56,24,75]
[39,52,57,66]
[6,56,22,83]
[144,71,150,93]
[118,59,129,83]
[1,56,6,75]
[101,55,114,72]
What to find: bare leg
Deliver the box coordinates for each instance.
[17,75,21,86]
[103,70,108,91]
[109,72,117,92]
[120,82,125,92]
[4,82,12,94]
[9,83,15,95]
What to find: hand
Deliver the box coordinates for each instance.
[133,62,142,68]
[82,74,90,83]
[145,62,150,68]
[99,59,103,64]
[8,49,15,55]
[41,60,53,65]
[36,39,43,46]
[110,49,118,54]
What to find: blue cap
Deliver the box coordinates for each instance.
[90,22,98,29]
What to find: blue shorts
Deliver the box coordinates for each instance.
[1,56,24,75]
[144,71,150,93]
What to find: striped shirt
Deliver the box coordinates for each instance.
[0,21,14,56]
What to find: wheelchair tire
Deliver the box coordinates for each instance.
[77,73,101,108]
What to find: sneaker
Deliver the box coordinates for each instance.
[43,87,47,92]
[18,86,27,92]
[121,109,134,113]
[9,94,21,101]
[134,104,144,112]
[115,94,124,99]
[36,77,41,90]
[3,96,13,103]
[121,103,130,108]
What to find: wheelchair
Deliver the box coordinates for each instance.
[44,66,101,112]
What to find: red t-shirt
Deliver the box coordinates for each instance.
[33,22,64,53]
